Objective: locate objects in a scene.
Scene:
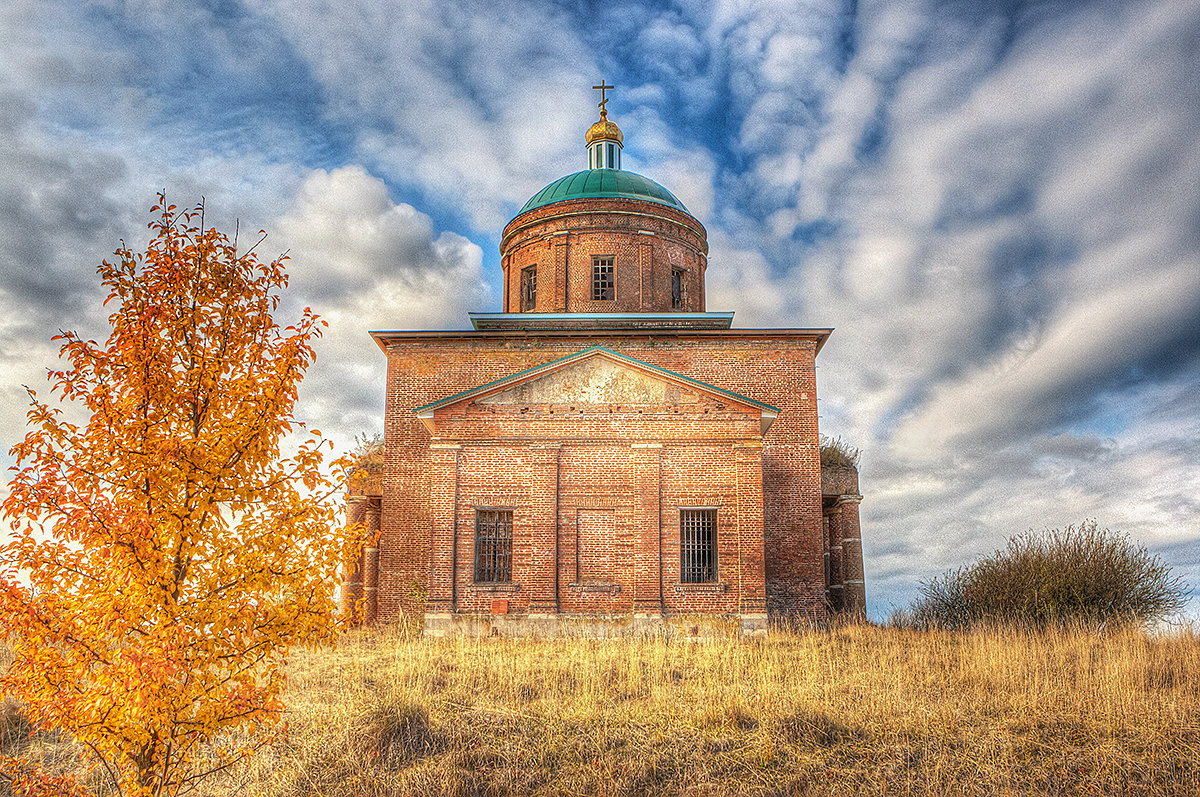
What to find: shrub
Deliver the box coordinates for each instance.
[350,432,384,467]
[910,521,1188,629]
[819,435,860,469]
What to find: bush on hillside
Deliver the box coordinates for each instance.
[908,521,1188,629]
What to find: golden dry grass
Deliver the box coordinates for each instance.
[201,622,1199,796]
[7,623,1199,795]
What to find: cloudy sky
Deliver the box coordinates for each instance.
[2,0,1197,618]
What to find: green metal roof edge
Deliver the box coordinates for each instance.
[467,311,734,330]
[413,345,780,416]
[518,169,690,215]
[468,312,734,321]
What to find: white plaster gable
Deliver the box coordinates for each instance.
[476,356,704,407]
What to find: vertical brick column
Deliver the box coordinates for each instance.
[838,496,866,615]
[821,514,831,606]
[501,254,511,312]
[637,236,654,310]
[527,444,561,614]
[735,441,768,633]
[552,233,569,312]
[363,498,382,624]
[340,499,368,621]
[631,443,664,616]
[426,444,461,618]
[826,503,844,613]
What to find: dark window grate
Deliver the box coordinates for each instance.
[474,510,513,583]
[680,509,717,583]
[520,266,537,311]
[592,256,614,300]
[671,268,684,310]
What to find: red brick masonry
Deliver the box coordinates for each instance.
[345,328,865,633]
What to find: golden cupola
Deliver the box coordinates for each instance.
[585,111,624,146]
[585,81,623,169]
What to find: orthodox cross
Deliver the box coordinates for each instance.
[592,80,614,112]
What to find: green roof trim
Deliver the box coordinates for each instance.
[413,346,779,416]
[518,169,691,215]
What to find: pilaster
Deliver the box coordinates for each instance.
[362,499,381,624]
[826,501,844,612]
[340,499,368,621]
[638,237,653,310]
[427,443,461,614]
[734,440,767,616]
[552,232,569,312]
[527,444,561,613]
[631,442,664,615]
[837,495,866,614]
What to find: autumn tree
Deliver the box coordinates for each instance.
[0,197,358,796]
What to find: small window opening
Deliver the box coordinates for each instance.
[680,509,717,583]
[671,268,684,310]
[474,510,513,583]
[520,266,537,311]
[592,256,614,301]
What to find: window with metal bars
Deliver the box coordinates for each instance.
[592,256,614,300]
[671,267,684,310]
[474,509,512,583]
[520,266,537,311]
[680,509,717,583]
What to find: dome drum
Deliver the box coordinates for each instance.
[501,194,708,315]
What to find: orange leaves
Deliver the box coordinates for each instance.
[0,194,356,797]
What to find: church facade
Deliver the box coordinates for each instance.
[344,92,865,635]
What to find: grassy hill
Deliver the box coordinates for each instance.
[7,622,1200,795]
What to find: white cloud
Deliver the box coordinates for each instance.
[271,165,492,448]
[893,257,1200,455]
[1,0,1196,618]
[253,0,601,229]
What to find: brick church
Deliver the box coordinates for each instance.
[343,86,865,635]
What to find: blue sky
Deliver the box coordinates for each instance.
[1,0,1197,618]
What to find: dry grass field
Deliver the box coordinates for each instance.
[7,622,1200,796]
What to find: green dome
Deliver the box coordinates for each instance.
[519,169,690,215]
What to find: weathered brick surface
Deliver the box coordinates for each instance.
[500,197,708,314]
[371,331,828,623]
[838,497,866,613]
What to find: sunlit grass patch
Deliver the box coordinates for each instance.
[5,622,1199,795]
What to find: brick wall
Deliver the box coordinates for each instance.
[499,197,708,314]
[373,331,826,623]
[426,393,764,617]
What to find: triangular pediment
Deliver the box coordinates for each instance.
[477,356,703,406]
[414,347,779,435]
